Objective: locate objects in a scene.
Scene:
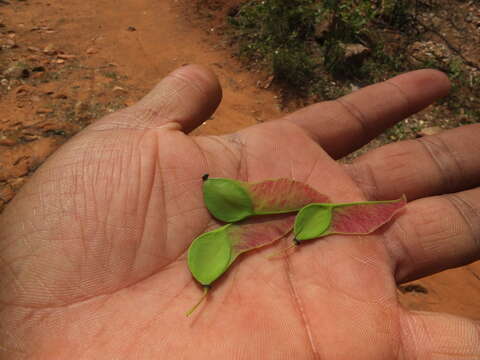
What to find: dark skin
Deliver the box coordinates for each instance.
[1,65,479,359]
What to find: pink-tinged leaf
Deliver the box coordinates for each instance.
[246,179,330,214]
[203,177,330,222]
[327,196,407,235]
[223,182,330,263]
[227,215,295,263]
[186,214,297,315]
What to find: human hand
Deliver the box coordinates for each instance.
[1,65,479,359]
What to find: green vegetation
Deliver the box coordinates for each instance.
[227,0,479,132]
[228,0,318,88]
[228,0,414,90]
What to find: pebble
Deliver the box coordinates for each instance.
[43,43,56,55]
[57,54,76,60]
[3,38,17,49]
[418,126,443,137]
[3,62,28,79]
[343,43,370,60]
[86,47,98,54]
[113,86,127,94]
[21,134,39,141]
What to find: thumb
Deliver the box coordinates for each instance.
[91,64,222,133]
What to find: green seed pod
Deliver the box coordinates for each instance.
[187,225,232,286]
[186,176,331,315]
[186,216,295,316]
[202,177,253,223]
[202,175,329,222]
[293,197,407,242]
[294,204,333,241]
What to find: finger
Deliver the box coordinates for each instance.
[91,64,222,133]
[382,187,480,283]
[345,124,480,201]
[401,310,480,359]
[282,69,450,159]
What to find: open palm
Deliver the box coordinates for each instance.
[1,65,479,359]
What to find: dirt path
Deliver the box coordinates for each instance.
[44,0,281,134]
[1,0,479,320]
